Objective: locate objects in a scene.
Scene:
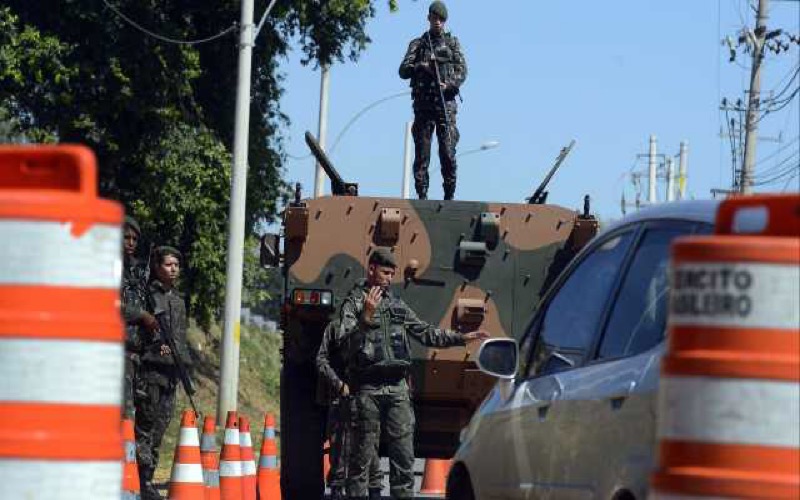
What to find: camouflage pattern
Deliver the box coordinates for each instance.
[317,317,382,497]
[134,278,189,499]
[400,30,466,199]
[121,254,147,418]
[412,106,460,199]
[276,196,598,497]
[338,283,465,497]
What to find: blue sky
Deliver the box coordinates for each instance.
[274,1,799,221]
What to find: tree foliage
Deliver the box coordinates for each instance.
[0,1,397,326]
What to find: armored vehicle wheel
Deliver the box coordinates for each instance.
[280,361,327,499]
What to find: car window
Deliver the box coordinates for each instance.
[597,226,691,360]
[526,230,635,377]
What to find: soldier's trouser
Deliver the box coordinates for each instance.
[328,398,382,492]
[134,367,177,498]
[123,353,139,419]
[412,105,460,199]
[346,384,415,499]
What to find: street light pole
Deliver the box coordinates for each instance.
[402,121,413,198]
[218,0,255,425]
[314,65,331,198]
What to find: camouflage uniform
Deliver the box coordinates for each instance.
[121,253,148,418]
[340,282,465,499]
[317,306,383,499]
[399,26,467,200]
[134,278,191,499]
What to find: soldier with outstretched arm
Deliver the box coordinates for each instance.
[341,248,489,499]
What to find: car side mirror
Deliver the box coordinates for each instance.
[260,233,280,268]
[476,338,518,379]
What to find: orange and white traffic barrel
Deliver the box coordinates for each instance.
[651,195,800,498]
[0,146,124,499]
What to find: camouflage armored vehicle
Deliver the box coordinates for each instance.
[261,133,598,498]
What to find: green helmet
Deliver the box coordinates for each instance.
[369,247,397,269]
[428,1,448,21]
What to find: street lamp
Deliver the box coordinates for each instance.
[457,140,500,158]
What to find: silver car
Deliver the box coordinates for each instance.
[447,201,718,500]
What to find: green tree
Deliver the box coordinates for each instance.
[0,1,397,326]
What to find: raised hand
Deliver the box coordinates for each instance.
[362,286,383,322]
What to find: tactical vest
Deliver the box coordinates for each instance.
[350,296,413,381]
[411,32,459,108]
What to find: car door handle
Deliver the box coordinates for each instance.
[608,381,637,410]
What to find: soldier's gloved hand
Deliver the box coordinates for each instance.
[160,344,172,356]
[140,312,159,333]
[340,383,350,397]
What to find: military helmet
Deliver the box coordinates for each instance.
[369,247,397,269]
[428,1,448,21]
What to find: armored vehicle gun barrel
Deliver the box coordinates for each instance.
[304,131,359,196]
[528,139,576,204]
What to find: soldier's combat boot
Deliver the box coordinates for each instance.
[368,487,382,499]
[444,188,455,200]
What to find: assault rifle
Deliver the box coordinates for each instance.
[425,31,453,148]
[152,298,199,416]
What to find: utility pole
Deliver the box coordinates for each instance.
[218,0,255,425]
[648,135,657,203]
[666,156,675,202]
[740,0,769,194]
[402,121,413,198]
[314,65,331,198]
[678,141,688,200]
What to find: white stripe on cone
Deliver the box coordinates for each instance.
[240,433,252,447]
[242,461,257,475]
[670,262,800,330]
[0,221,121,288]
[170,463,205,483]
[0,459,122,500]
[259,456,278,469]
[219,461,242,477]
[0,339,123,404]
[177,427,200,447]
[658,376,800,447]
[223,429,239,445]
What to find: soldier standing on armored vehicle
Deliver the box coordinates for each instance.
[120,216,159,419]
[134,246,192,500]
[341,248,488,499]
[399,1,467,201]
[317,321,384,500]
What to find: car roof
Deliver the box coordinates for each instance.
[602,199,720,234]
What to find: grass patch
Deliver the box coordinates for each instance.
[152,321,281,483]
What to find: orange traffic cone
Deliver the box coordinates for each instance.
[419,458,452,495]
[240,416,257,500]
[322,439,331,486]
[122,418,141,499]
[219,411,243,500]
[200,416,221,500]
[256,413,281,500]
[168,410,205,499]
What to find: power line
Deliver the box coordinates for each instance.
[101,0,237,45]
